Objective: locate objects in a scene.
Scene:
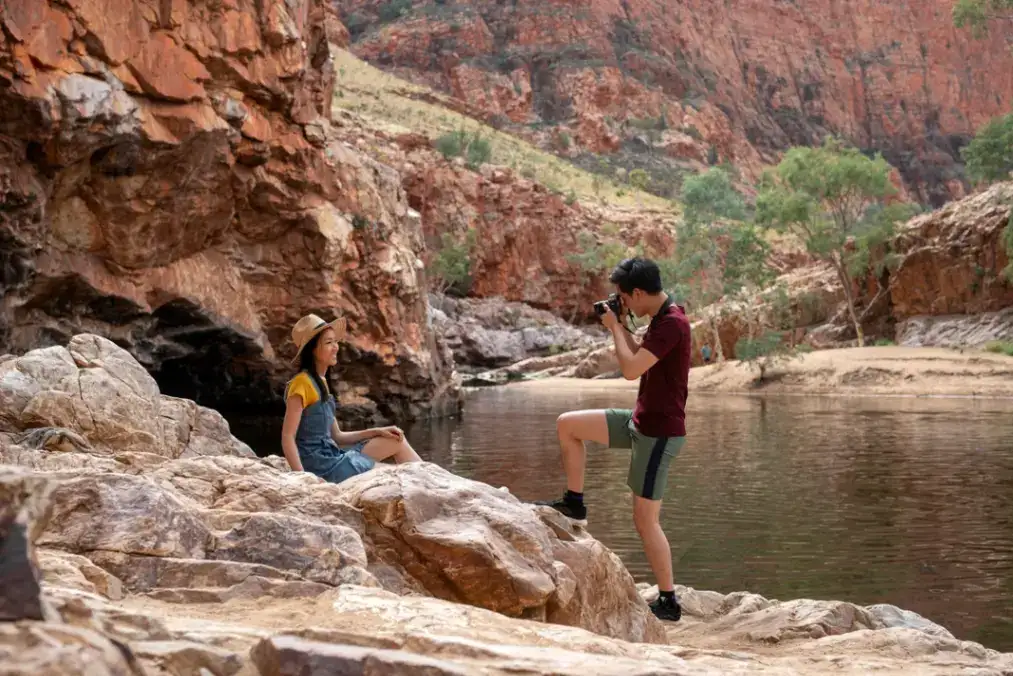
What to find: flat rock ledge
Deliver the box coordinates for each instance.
[2,335,1012,675]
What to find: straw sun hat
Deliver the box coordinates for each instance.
[290,313,347,364]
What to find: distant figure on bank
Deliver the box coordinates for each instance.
[701,344,712,364]
[538,257,691,622]
[280,313,421,483]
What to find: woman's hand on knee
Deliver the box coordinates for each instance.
[373,426,404,441]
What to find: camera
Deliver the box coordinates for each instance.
[593,293,622,317]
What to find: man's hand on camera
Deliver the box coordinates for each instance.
[601,308,620,331]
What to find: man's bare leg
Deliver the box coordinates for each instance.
[633,494,681,620]
[632,495,674,590]
[556,410,610,492]
[536,410,610,520]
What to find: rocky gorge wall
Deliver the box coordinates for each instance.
[0,0,459,426]
[338,0,1013,205]
[667,183,1013,366]
[328,120,678,319]
[806,181,1013,350]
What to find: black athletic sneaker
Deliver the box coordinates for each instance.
[535,496,587,521]
[650,595,682,622]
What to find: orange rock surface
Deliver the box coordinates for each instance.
[887,182,1013,319]
[328,114,678,318]
[339,0,1013,205]
[689,183,1013,364]
[0,0,459,424]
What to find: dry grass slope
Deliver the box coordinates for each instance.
[331,49,673,211]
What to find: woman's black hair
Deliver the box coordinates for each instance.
[298,332,331,402]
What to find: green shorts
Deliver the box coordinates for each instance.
[605,408,685,501]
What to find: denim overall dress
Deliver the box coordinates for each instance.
[295,377,376,484]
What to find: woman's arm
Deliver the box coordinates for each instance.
[330,421,404,446]
[281,396,305,471]
[330,421,378,446]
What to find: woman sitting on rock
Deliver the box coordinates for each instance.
[281,313,421,483]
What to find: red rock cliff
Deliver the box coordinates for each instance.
[338,0,1013,206]
[0,0,459,425]
[880,182,1013,319]
[691,183,1013,362]
[327,117,677,319]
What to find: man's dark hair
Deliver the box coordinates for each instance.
[609,257,663,294]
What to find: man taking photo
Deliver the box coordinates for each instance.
[538,256,691,622]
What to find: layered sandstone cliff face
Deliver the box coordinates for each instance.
[0,0,459,425]
[4,335,1013,675]
[329,116,678,318]
[338,0,1013,205]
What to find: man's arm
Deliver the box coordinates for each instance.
[618,319,640,353]
[611,323,659,380]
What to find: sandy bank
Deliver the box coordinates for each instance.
[508,346,1013,399]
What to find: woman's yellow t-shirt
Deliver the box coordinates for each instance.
[286,372,330,407]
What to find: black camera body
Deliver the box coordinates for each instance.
[593,293,622,317]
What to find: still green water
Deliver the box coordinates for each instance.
[232,385,1013,651]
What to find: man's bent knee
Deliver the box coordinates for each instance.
[556,412,576,438]
[556,410,609,446]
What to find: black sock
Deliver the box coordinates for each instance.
[564,490,584,504]
[659,590,676,603]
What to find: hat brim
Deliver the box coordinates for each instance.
[290,317,347,365]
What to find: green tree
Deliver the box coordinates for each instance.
[435,130,466,160]
[681,166,747,225]
[1004,218,1013,281]
[567,227,642,321]
[628,168,650,206]
[429,229,476,297]
[721,220,778,345]
[434,129,493,170]
[755,137,915,347]
[734,330,793,382]
[629,169,650,192]
[662,219,726,357]
[953,0,1013,36]
[663,168,773,361]
[466,134,492,169]
[962,113,1013,184]
[733,284,820,381]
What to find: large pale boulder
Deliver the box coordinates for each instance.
[0,336,667,644]
[5,451,665,642]
[338,462,666,642]
[0,334,254,459]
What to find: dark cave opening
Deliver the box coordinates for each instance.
[142,300,283,454]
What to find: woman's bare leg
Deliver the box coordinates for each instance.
[362,436,422,463]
